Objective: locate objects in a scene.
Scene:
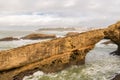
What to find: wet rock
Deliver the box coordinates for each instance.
[0,37,19,41]
[65,32,79,37]
[21,33,56,40]
[112,74,120,80]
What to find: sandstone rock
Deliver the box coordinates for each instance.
[21,33,56,40]
[0,21,120,80]
[0,29,104,80]
[104,22,120,55]
[0,37,19,41]
[65,32,79,37]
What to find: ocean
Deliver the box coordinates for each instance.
[0,28,119,80]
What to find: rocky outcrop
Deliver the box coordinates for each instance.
[104,21,120,55]
[0,22,120,80]
[0,37,19,41]
[0,29,104,80]
[65,32,79,37]
[21,33,56,40]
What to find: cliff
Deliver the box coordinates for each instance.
[0,29,104,80]
[0,22,120,80]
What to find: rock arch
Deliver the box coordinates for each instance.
[0,22,120,80]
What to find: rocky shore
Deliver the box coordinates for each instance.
[0,22,120,80]
[21,33,56,40]
[0,37,19,41]
[0,33,56,41]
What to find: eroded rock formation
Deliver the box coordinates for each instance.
[104,21,120,55]
[0,22,119,80]
[0,29,104,80]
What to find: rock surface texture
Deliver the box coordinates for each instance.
[21,33,56,40]
[104,21,120,55]
[0,22,120,80]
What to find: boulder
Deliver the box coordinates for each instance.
[0,37,19,41]
[65,32,79,37]
[0,29,104,80]
[21,33,56,40]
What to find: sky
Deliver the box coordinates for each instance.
[0,0,120,30]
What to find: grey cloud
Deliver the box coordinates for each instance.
[0,0,120,28]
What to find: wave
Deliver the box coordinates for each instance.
[0,39,49,51]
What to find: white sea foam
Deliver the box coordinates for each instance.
[0,39,49,50]
[23,41,120,80]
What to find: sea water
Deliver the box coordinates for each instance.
[23,41,120,80]
[0,29,119,80]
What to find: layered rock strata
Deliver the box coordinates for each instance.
[0,22,120,80]
[104,21,120,55]
[0,29,104,80]
[112,74,120,80]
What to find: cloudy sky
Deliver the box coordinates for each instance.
[0,0,120,30]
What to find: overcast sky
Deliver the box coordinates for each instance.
[0,0,120,30]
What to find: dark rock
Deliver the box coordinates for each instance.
[110,45,120,56]
[104,36,110,39]
[112,74,120,80]
[0,37,19,41]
